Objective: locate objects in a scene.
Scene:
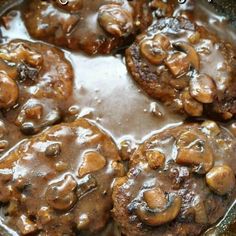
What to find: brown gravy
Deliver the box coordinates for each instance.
[0,0,235,235]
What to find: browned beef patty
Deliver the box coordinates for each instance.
[0,118,124,235]
[23,0,152,55]
[126,17,236,120]
[0,39,73,135]
[112,121,236,236]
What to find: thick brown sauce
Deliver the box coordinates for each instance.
[0,1,235,235]
[0,10,183,144]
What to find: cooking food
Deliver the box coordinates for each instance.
[23,0,152,55]
[0,39,73,135]
[0,118,123,235]
[125,17,236,119]
[0,0,235,235]
[149,0,177,18]
[112,121,236,236]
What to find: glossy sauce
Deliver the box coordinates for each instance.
[0,0,235,235]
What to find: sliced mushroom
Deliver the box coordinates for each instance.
[188,32,201,44]
[201,120,221,137]
[78,151,106,178]
[153,34,171,51]
[16,99,43,125]
[176,130,214,174]
[140,34,170,65]
[136,193,182,226]
[16,214,37,235]
[146,150,165,170]
[173,41,200,71]
[182,90,203,117]
[98,4,133,37]
[165,52,190,77]
[206,165,235,195]
[189,74,216,104]
[0,72,19,109]
[38,206,52,225]
[17,100,61,135]
[0,43,42,67]
[46,175,77,211]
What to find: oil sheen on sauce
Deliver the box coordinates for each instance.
[0,1,235,235]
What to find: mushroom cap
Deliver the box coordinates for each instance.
[189,73,216,104]
[136,193,182,226]
[206,165,236,195]
[98,4,134,37]
[140,34,170,65]
[173,41,200,71]
[0,72,19,109]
